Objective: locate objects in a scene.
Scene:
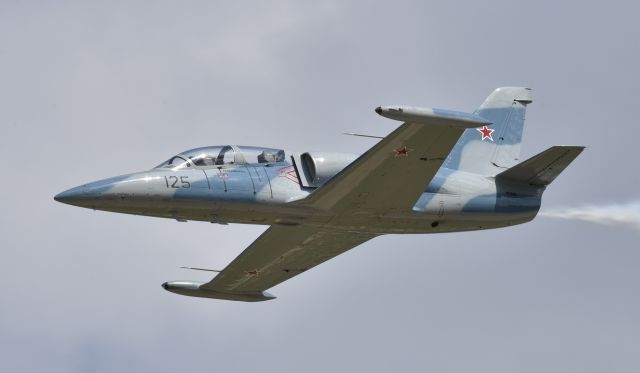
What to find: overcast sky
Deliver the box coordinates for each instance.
[1,1,639,372]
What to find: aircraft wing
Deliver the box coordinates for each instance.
[297,107,491,214]
[163,108,489,301]
[199,225,376,295]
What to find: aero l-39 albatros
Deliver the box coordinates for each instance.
[55,87,583,302]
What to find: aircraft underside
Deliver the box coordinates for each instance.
[91,192,539,234]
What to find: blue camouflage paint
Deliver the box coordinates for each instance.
[55,87,568,235]
[443,87,530,174]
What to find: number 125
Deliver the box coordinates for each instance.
[165,176,190,188]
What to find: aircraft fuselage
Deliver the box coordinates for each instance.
[55,154,542,234]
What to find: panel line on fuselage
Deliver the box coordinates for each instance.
[245,165,257,194]
[262,166,274,199]
[201,169,211,189]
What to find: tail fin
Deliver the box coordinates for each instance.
[496,146,584,186]
[444,87,532,176]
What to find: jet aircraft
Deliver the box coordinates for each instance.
[55,87,583,302]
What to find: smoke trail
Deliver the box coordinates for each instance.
[539,201,640,231]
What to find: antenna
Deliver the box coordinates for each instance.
[343,132,384,139]
[180,266,222,272]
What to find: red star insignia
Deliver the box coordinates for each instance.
[246,269,260,277]
[393,146,412,157]
[477,125,495,141]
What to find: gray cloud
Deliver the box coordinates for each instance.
[2,1,640,372]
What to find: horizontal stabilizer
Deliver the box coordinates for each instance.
[497,146,585,186]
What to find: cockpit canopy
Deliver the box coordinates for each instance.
[155,145,286,169]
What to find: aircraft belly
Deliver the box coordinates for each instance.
[324,191,539,234]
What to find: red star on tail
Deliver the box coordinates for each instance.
[477,126,495,141]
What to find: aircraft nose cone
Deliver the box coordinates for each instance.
[54,186,86,205]
[375,106,382,115]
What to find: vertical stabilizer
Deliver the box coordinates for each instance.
[443,87,532,176]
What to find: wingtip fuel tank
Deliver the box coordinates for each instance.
[162,281,276,302]
[375,105,491,128]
